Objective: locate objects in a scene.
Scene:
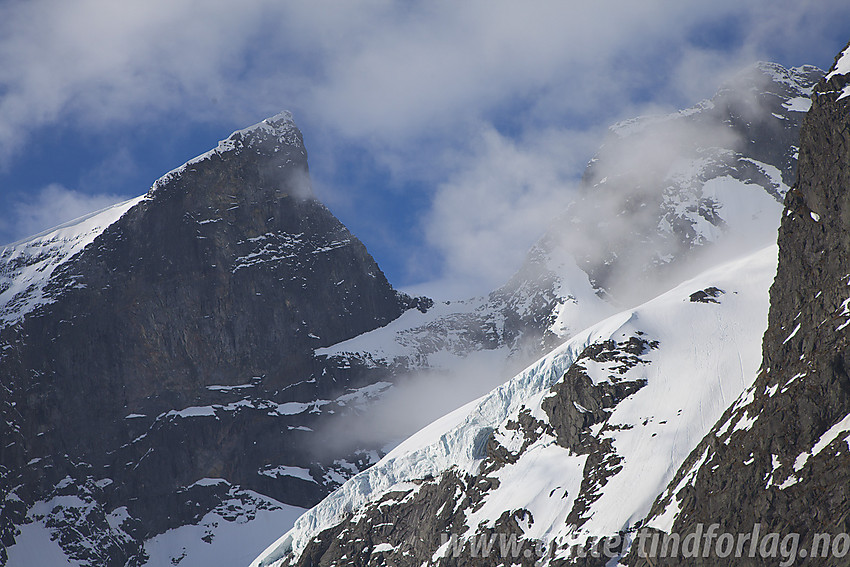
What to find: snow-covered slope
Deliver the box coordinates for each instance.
[0,196,146,325]
[253,244,777,567]
[4,480,307,567]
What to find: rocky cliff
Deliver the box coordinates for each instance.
[0,112,427,566]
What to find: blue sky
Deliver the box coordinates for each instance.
[1,1,849,299]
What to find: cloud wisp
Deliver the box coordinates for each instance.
[1,0,849,293]
[310,349,517,460]
[3,184,130,244]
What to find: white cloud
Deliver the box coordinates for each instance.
[2,1,843,155]
[1,0,849,292]
[0,0,281,161]
[311,349,515,457]
[419,125,599,297]
[6,184,129,243]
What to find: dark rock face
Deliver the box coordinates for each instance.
[542,337,652,454]
[0,113,424,565]
[627,42,850,566]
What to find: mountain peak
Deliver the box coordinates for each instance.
[0,105,422,566]
[151,110,307,195]
[223,110,303,152]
